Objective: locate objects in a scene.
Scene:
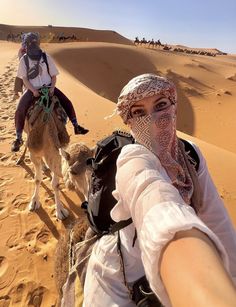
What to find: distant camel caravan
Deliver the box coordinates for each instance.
[18,87,92,220]
[134,36,164,48]
[58,34,77,42]
[5,32,78,43]
[133,37,226,56]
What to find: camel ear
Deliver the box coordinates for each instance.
[60,148,70,161]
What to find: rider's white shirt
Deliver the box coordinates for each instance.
[83,142,236,307]
[17,53,59,89]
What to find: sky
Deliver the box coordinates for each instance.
[0,0,236,53]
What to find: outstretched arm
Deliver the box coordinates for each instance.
[115,144,236,306]
[160,228,236,307]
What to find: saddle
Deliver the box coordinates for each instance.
[26,88,70,151]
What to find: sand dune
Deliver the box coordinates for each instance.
[46,42,236,153]
[0,23,133,45]
[0,25,236,306]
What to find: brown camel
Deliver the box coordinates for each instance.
[20,89,71,219]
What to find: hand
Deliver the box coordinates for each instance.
[49,87,55,97]
[32,89,40,97]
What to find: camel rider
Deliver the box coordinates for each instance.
[12,32,89,152]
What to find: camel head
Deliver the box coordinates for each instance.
[61,143,95,199]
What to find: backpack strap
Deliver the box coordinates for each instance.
[42,52,51,77]
[180,138,200,172]
[109,218,132,234]
[23,54,30,79]
[23,54,42,80]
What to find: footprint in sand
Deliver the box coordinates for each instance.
[7,282,48,306]
[0,176,12,186]
[0,295,10,306]
[7,283,26,305]
[24,228,38,242]
[0,256,17,290]
[6,234,21,250]
[36,228,50,244]
[24,227,50,245]
[0,256,8,277]
[0,136,8,142]
[0,153,15,165]
[0,203,9,221]
[12,194,29,212]
[1,105,10,110]
[23,227,50,254]
[0,152,5,160]
[28,286,47,306]
[1,115,9,120]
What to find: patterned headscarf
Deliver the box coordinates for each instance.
[24,32,42,61]
[117,73,196,207]
[117,74,177,124]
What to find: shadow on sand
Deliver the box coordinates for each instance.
[18,160,84,236]
[53,46,200,136]
[165,70,196,135]
[53,46,157,102]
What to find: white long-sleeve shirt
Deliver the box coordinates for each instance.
[83,142,236,307]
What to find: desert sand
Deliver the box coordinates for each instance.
[0,25,236,306]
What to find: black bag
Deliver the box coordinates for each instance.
[180,138,200,171]
[132,276,162,307]
[86,130,134,234]
[85,133,200,235]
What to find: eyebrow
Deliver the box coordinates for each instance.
[130,103,144,109]
[130,96,167,109]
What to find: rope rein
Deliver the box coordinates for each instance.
[37,87,55,122]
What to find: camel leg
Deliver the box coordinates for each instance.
[45,150,69,220]
[29,153,42,211]
[51,172,69,220]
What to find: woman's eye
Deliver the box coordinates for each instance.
[154,100,170,111]
[131,109,145,117]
